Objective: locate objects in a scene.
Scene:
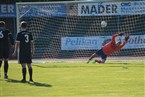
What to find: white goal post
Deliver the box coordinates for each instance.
[16,1,145,62]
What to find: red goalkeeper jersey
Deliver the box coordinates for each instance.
[102,34,127,56]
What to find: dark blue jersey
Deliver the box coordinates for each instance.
[0,28,14,49]
[16,30,33,63]
[16,30,33,55]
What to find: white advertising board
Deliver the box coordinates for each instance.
[61,35,145,50]
[78,1,145,16]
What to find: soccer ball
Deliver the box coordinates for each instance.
[101,21,107,28]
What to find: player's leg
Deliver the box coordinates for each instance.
[25,53,33,82]
[3,59,9,79]
[0,50,3,78]
[0,50,2,68]
[3,49,9,79]
[21,63,27,82]
[19,51,27,82]
[94,59,106,64]
[27,63,33,82]
[87,53,97,64]
[0,59,2,78]
[0,59,2,68]
[93,49,107,64]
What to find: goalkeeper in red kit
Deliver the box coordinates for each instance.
[87,32,129,64]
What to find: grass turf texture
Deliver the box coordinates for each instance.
[0,61,144,97]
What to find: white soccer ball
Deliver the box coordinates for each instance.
[101,21,107,28]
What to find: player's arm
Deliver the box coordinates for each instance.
[6,30,14,46]
[12,41,20,57]
[117,41,127,49]
[116,35,129,49]
[12,33,20,57]
[111,32,124,44]
[30,33,35,56]
[111,34,118,44]
[9,33,14,45]
[31,41,35,56]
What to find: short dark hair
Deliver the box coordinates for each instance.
[0,21,5,27]
[20,21,27,28]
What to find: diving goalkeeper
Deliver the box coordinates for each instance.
[87,32,129,64]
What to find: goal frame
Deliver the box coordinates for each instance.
[16,1,145,62]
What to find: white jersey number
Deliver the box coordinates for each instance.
[24,34,29,43]
[0,31,4,38]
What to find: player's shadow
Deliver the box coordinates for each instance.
[28,81,52,87]
[6,78,52,87]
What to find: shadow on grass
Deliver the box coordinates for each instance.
[28,81,52,87]
[6,78,52,87]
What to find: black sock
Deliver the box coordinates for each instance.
[0,61,2,77]
[29,68,33,80]
[4,61,8,75]
[0,61,2,68]
[22,68,26,80]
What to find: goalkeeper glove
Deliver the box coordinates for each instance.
[118,32,124,36]
[125,35,129,41]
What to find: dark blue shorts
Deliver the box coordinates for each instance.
[18,51,32,64]
[95,49,107,61]
[0,47,9,59]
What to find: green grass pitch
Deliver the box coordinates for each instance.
[0,61,144,97]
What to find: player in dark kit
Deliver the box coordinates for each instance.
[0,21,14,79]
[12,21,35,82]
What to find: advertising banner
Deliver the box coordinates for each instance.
[121,1,145,15]
[61,35,145,50]
[78,2,120,16]
[78,1,145,16]
[18,4,66,17]
[0,4,16,17]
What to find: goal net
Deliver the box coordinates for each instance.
[16,1,145,62]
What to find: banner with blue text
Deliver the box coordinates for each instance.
[0,4,16,17]
[78,1,145,16]
[61,35,145,50]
